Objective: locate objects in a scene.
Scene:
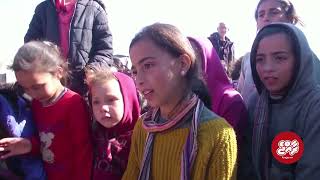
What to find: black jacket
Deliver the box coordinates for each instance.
[208,32,234,65]
[24,0,113,95]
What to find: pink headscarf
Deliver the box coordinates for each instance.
[188,37,247,145]
[93,72,140,180]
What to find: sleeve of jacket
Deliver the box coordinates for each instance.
[237,108,257,180]
[24,2,45,43]
[295,99,320,180]
[220,93,248,147]
[88,8,113,67]
[207,120,237,180]
[122,119,144,180]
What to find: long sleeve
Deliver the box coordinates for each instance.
[68,96,93,180]
[295,100,320,180]
[220,94,248,147]
[88,7,113,66]
[29,135,40,155]
[24,2,45,43]
[198,119,237,180]
[237,114,257,180]
[122,120,144,180]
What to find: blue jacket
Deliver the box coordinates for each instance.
[0,94,46,180]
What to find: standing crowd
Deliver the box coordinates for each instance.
[0,0,320,180]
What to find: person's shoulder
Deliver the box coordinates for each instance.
[32,0,53,15]
[199,106,219,123]
[134,117,143,130]
[92,0,106,9]
[199,106,234,131]
[219,87,246,110]
[198,114,236,148]
[80,0,105,11]
[64,88,81,98]
[208,32,219,39]
[199,116,233,133]
[35,0,51,9]
[131,117,148,140]
[61,89,87,105]
[223,88,243,100]
[303,86,320,111]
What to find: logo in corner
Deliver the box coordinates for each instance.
[271,131,304,164]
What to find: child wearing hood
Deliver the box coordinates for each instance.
[87,69,140,180]
[238,23,320,180]
[0,83,46,180]
[188,37,247,146]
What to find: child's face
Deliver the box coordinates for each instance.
[15,71,63,103]
[130,38,185,110]
[255,33,295,96]
[91,79,124,128]
[257,0,289,30]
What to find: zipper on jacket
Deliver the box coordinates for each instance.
[68,0,77,62]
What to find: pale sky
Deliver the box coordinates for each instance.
[0,0,319,82]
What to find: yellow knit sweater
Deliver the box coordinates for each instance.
[122,112,237,180]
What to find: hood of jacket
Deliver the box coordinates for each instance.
[250,23,318,104]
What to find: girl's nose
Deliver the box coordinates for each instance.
[263,15,270,23]
[134,73,145,90]
[262,60,275,73]
[101,105,110,112]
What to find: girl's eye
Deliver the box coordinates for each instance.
[258,12,265,18]
[256,57,264,63]
[31,84,45,91]
[143,63,153,70]
[275,55,287,62]
[259,14,264,18]
[92,100,100,105]
[270,9,281,16]
[108,97,118,103]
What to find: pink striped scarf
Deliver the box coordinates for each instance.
[138,94,204,180]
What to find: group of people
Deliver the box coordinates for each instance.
[0,0,320,180]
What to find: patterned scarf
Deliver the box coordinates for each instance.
[138,94,203,180]
[252,89,270,180]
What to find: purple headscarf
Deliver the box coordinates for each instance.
[188,37,247,145]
